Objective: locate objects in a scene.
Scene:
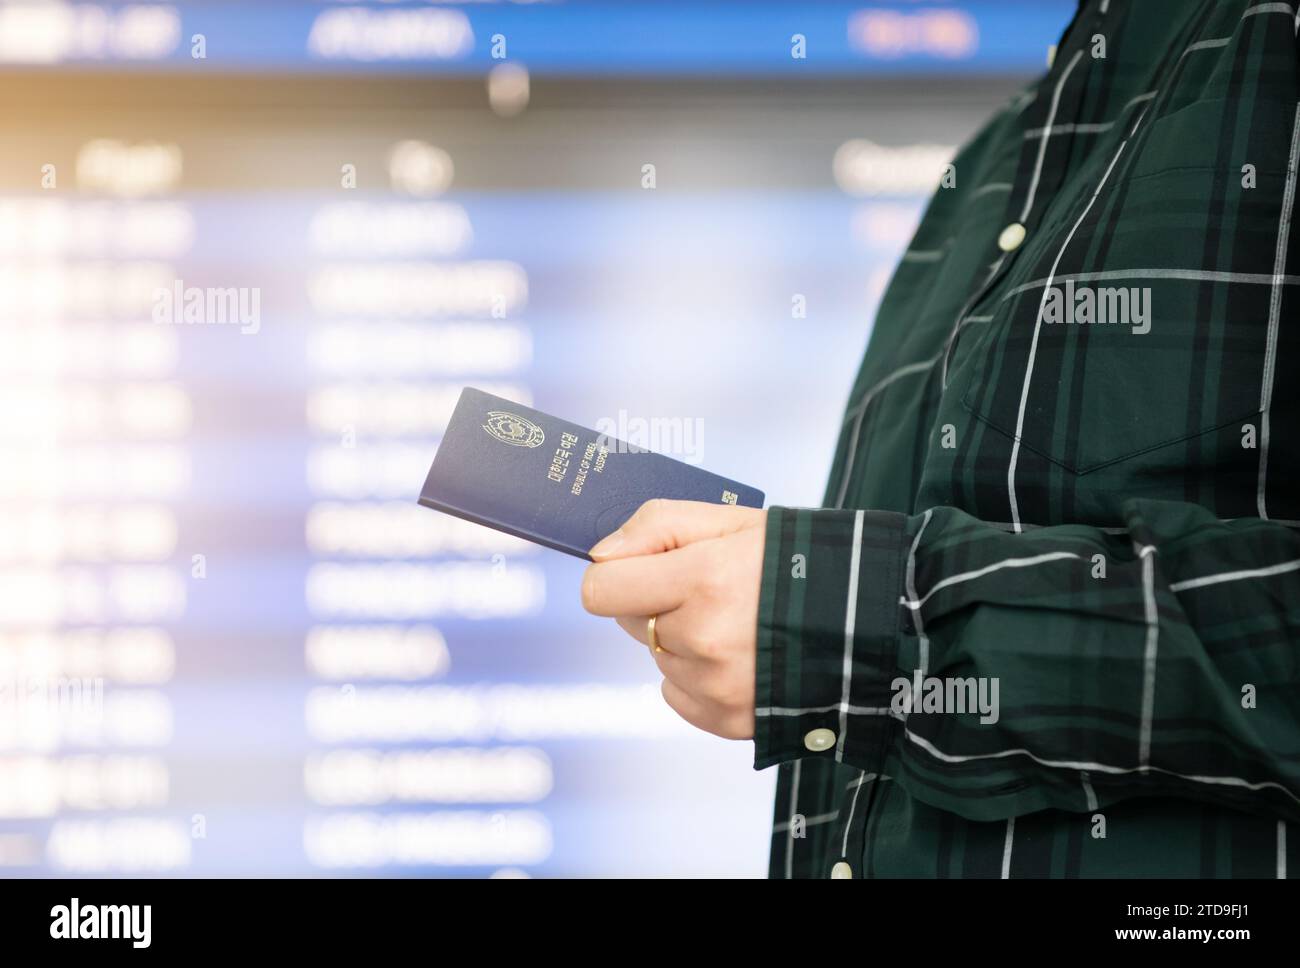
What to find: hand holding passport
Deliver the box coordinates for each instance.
[419,387,765,559]
[420,386,767,744]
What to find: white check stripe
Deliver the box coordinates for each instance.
[1124,90,1157,112]
[836,511,866,763]
[1258,102,1300,518]
[1179,37,1231,60]
[848,772,888,790]
[907,509,934,673]
[772,810,839,834]
[980,517,1299,533]
[981,520,1131,533]
[1280,822,1288,879]
[785,759,800,879]
[900,551,1084,611]
[1020,49,1083,222]
[900,725,1300,808]
[945,312,996,348]
[1001,818,1015,879]
[756,703,889,717]
[1007,131,1135,532]
[1136,544,1159,767]
[842,358,938,422]
[901,248,947,263]
[835,359,936,508]
[1169,557,1300,593]
[1024,121,1116,140]
[840,774,890,858]
[1019,88,1155,140]
[942,254,1006,388]
[1081,772,1098,812]
[1003,267,1300,301]
[1245,2,1296,17]
[841,770,867,858]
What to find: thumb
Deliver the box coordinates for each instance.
[588,499,764,560]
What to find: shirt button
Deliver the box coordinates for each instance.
[803,727,836,752]
[998,222,1027,252]
[831,861,853,879]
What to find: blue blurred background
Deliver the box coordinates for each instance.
[0,0,1068,876]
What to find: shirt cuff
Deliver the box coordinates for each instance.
[753,506,908,772]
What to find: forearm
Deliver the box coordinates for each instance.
[756,500,1300,823]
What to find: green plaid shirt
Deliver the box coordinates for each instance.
[757,0,1300,878]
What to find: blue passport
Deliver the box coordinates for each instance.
[419,387,765,559]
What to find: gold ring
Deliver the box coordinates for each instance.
[647,614,664,653]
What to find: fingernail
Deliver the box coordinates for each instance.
[589,528,625,559]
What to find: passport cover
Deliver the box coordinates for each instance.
[419,387,765,559]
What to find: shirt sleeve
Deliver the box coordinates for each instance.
[754,500,1300,823]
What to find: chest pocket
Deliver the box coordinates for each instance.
[958,97,1280,475]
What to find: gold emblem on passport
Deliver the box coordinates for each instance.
[482,410,546,448]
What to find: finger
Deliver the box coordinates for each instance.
[589,499,763,560]
[581,544,700,617]
[660,677,751,739]
[615,613,693,661]
[614,611,685,648]
[652,646,698,685]
[615,614,653,646]
[660,678,716,733]
[615,610,707,661]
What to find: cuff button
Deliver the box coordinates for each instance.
[803,727,837,752]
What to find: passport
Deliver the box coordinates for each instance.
[418,387,765,559]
